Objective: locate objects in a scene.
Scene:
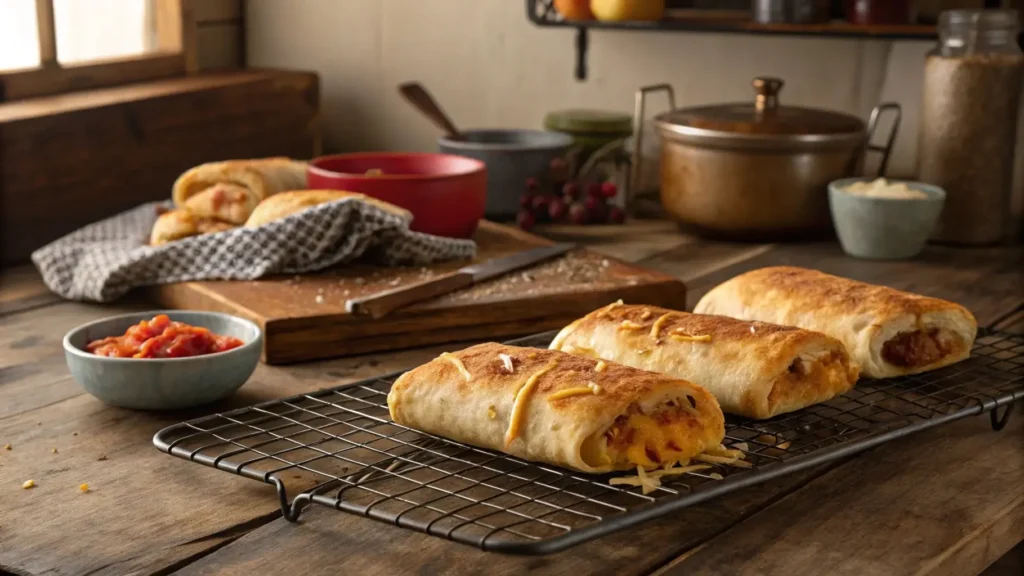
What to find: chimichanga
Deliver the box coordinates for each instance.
[149,209,235,246]
[550,304,860,419]
[244,190,410,227]
[388,343,725,473]
[694,266,978,379]
[172,158,308,223]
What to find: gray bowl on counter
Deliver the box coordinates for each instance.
[828,178,947,260]
[63,310,262,410]
[439,129,574,219]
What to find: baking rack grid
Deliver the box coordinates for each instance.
[154,329,1024,555]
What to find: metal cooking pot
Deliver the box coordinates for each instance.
[631,77,901,240]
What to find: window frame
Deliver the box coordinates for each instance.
[0,0,195,102]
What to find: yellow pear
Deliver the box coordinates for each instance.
[591,0,665,21]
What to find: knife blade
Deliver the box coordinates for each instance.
[345,243,575,319]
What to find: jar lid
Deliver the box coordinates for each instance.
[544,109,633,135]
[655,77,865,143]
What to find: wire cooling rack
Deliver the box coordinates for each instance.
[154,329,1024,555]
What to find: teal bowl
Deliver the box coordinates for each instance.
[828,178,947,260]
[63,311,262,410]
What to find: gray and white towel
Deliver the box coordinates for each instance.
[32,199,476,303]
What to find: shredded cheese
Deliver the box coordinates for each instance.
[505,361,558,446]
[709,473,724,480]
[732,442,749,452]
[705,444,746,460]
[498,353,514,373]
[639,309,652,320]
[619,320,644,331]
[79,483,90,493]
[669,331,712,343]
[547,387,595,401]
[594,360,607,373]
[609,463,714,494]
[650,312,675,340]
[588,382,603,394]
[567,344,596,355]
[649,464,712,478]
[22,479,35,489]
[440,352,472,382]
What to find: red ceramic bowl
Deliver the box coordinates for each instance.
[307,153,487,238]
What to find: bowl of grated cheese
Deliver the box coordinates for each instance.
[829,178,946,260]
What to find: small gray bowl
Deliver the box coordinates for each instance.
[63,310,262,410]
[439,129,574,218]
[829,178,947,260]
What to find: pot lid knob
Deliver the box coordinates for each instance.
[753,77,784,113]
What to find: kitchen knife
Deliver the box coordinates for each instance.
[345,243,575,319]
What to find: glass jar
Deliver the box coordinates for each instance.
[918,9,1024,245]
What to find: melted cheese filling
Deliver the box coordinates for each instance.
[591,402,703,469]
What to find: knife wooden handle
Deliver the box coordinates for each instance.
[345,272,475,319]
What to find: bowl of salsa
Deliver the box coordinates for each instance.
[63,311,262,410]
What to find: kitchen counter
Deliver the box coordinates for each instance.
[1,220,1022,576]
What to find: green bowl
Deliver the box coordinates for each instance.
[63,311,262,410]
[828,178,947,260]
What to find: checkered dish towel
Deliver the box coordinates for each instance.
[31,199,477,303]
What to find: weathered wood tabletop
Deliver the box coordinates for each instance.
[1,220,1022,576]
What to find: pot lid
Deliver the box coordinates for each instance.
[544,109,634,135]
[656,77,865,138]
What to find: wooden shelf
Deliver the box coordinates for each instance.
[526,1,944,80]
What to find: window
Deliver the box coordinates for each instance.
[0,0,190,101]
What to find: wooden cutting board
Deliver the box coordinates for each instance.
[150,221,687,364]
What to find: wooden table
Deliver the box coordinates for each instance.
[1,220,1022,576]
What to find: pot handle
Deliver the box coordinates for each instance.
[865,102,901,177]
[629,84,677,215]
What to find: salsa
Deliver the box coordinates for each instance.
[87,314,244,359]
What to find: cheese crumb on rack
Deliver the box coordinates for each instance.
[694,453,753,468]
[547,387,595,401]
[619,320,644,331]
[709,473,724,480]
[594,360,607,373]
[22,479,35,489]
[439,352,472,382]
[505,361,558,446]
[498,353,515,374]
[650,312,675,339]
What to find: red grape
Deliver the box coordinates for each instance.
[586,182,603,198]
[516,210,536,230]
[525,177,539,191]
[519,193,535,209]
[607,206,626,224]
[562,181,580,200]
[530,195,550,222]
[568,202,588,225]
[584,195,606,223]
[548,197,568,221]
[549,157,569,181]
[600,182,618,199]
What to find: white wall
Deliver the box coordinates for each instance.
[245,0,1017,188]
